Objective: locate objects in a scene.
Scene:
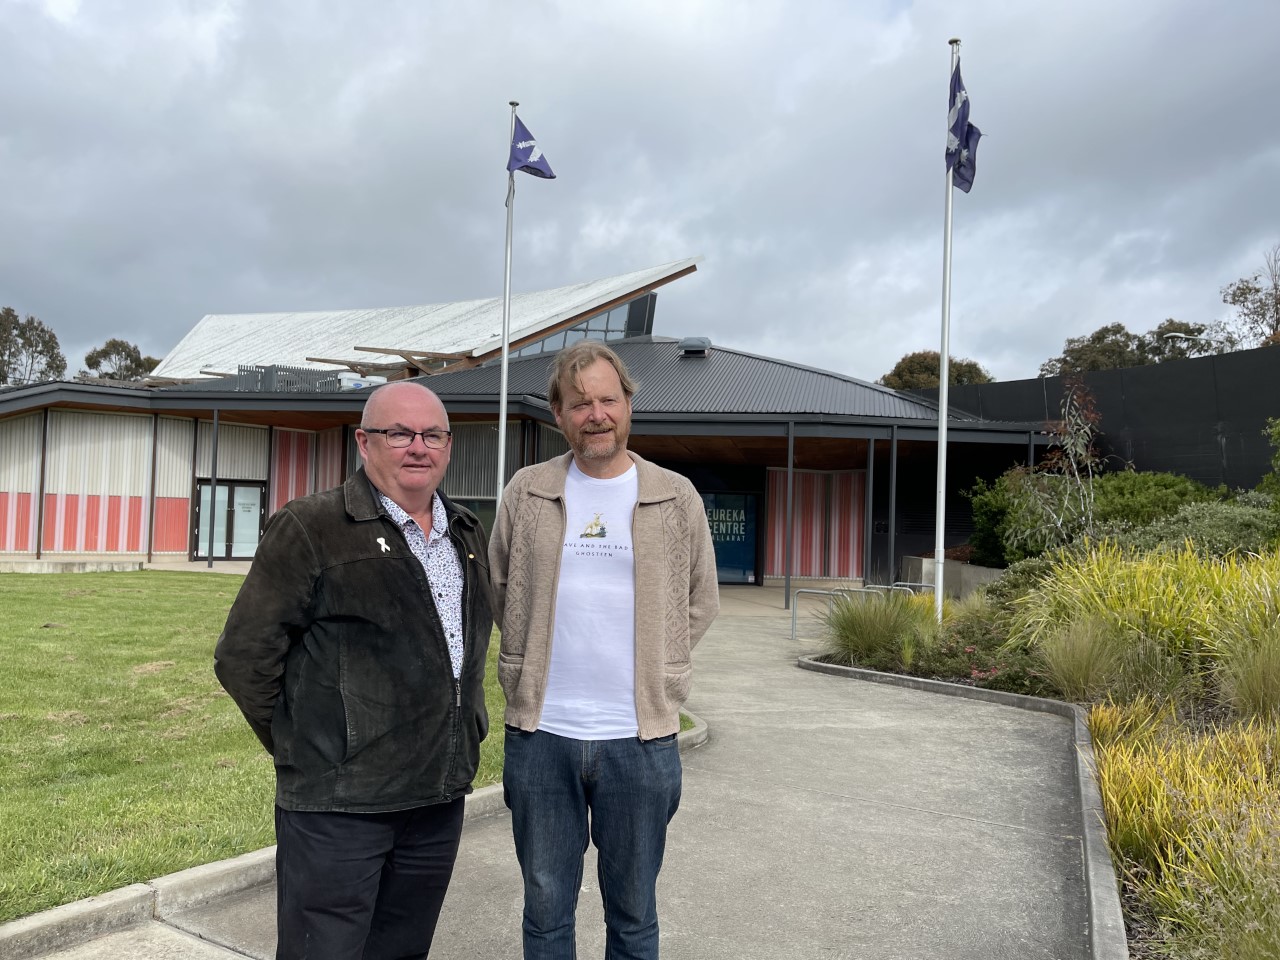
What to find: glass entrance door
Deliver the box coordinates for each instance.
[194,482,265,559]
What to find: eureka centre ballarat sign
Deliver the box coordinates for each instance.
[700,492,757,585]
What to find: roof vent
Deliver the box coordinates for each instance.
[678,337,712,358]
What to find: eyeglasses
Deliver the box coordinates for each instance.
[362,428,453,449]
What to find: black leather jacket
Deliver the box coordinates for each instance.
[214,468,492,813]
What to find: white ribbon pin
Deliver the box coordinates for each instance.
[376,537,391,554]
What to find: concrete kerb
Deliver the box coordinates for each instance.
[0,885,155,960]
[797,656,1130,960]
[0,713,711,960]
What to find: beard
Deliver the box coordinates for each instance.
[572,422,628,461]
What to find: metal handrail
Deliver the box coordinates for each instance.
[891,580,935,595]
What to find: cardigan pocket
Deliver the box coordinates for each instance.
[663,663,691,704]
[497,651,525,698]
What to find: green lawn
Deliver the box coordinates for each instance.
[0,571,503,923]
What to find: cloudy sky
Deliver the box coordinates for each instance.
[2,0,1277,384]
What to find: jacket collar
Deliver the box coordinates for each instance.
[343,467,480,531]
[526,451,679,504]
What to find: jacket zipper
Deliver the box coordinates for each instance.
[440,518,470,799]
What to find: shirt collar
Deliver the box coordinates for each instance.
[377,490,447,538]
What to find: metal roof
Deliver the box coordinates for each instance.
[150,258,700,381]
[427,336,970,422]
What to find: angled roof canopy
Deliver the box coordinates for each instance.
[149,258,700,382]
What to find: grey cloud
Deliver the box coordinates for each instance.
[1,0,1277,384]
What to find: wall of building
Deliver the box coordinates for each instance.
[0,412,42,552]
[153,416,196,553]
[41,411,154,554]
[316,427,346,492]
[270,429,315,514]
[942,347,1280,490]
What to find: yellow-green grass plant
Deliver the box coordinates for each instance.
[1088,701,1280,958]
[1008,543,1280,704]
[0,572,505,923]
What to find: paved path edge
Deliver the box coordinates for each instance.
[796,656,1130,960]
[1,712,710,960]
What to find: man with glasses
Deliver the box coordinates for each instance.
[216,380,492,960]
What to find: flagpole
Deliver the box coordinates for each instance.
[935,38,961,621]
[497,100,518,506]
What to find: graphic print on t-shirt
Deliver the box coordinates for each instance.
[581,513,606,538]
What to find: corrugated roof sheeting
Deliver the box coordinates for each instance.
[427,338,961,422]
[152,259,699,380]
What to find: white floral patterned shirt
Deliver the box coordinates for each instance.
[377,491,465,679]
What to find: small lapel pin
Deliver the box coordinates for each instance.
[377,537,391,554]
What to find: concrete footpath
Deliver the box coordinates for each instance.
[3,587,1125,959]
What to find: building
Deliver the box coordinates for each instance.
[0,258,1046,582]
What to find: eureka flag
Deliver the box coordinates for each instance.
[507,116,555,179]
[946,61,981,193]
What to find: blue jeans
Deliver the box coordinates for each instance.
[503,728,682,960]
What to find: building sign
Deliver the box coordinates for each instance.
[701,493,757,584]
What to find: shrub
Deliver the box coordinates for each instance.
[970,468,1227,569]
[982,554,1058,612]
[966,477,1011,567]
[1116,500,1280,558]
[893,591,1054,696]
[968,468,1083,567]
[1091,470,1216,527]
[1232,488,1275,511]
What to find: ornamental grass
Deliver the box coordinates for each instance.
[818,589,943,673]
[1089,701,1280,958]
[1007,543,1280,711]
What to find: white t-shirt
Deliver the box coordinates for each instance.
[537,460,639,739]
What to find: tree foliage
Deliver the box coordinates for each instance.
[81,338,161,381]
[878,350,994,390]
[1257,417,1280,500]
[1220,243,1280,348]
[968,381,1104,565]
[0,307,67,386]
[1038,319,1219,377]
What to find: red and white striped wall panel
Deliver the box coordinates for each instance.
[41,411,153,555]
[40,494,149,553]
[826,472,865,580]
[270,429,316,513]
[764,469,866,579]
[316,428,345,493]
[153,417,195,554]
[0,413,42,553]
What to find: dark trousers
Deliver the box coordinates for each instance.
[274,799,465,960]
